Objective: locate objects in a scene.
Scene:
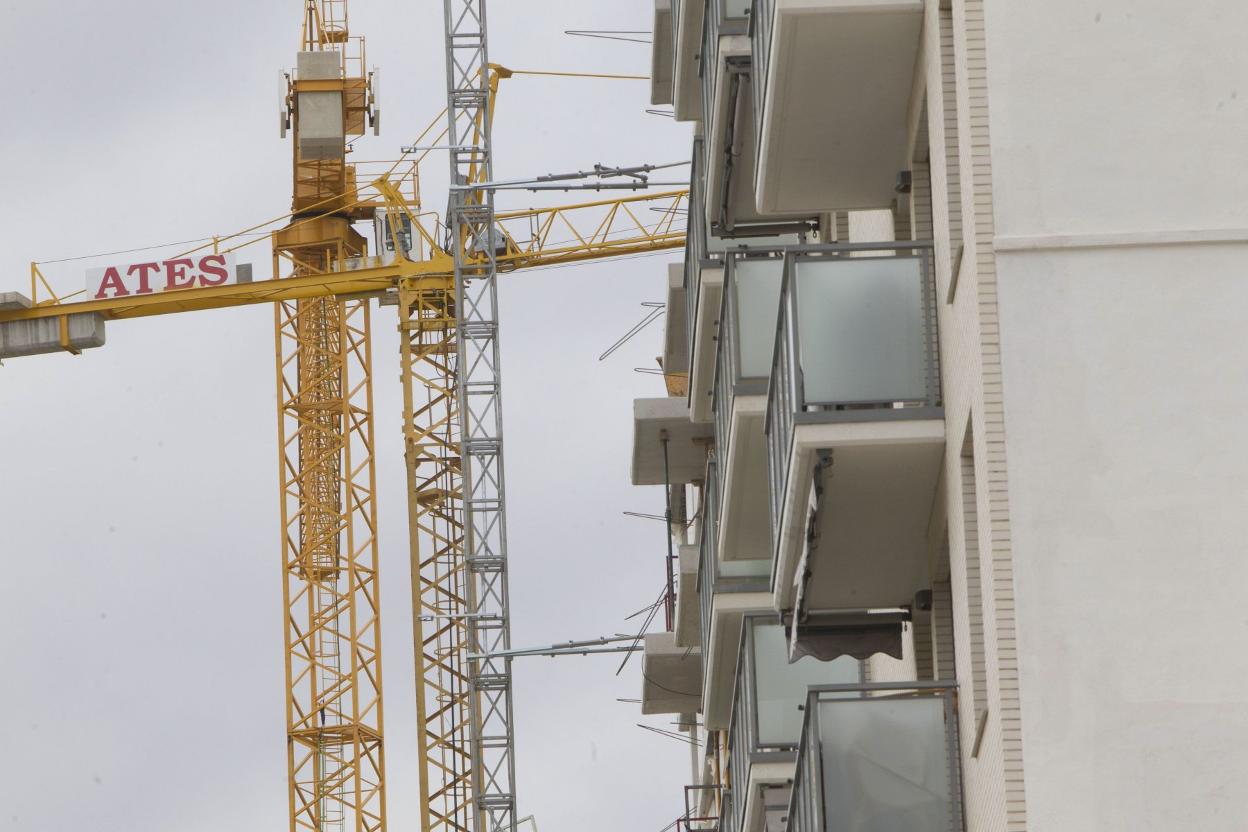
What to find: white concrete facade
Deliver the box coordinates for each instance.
[638,1,1248,830]
[986,2,1248,829]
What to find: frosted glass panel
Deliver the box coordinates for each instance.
[795,258,928,405]
[753,624,859,747]
[725,0,751,18]
[818,697,954,832]
[707,230,799,255]
[721,558,769,579]
[734,259,784,379]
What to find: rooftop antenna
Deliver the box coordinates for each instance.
[564,29,651,44]
[599,302,666,361]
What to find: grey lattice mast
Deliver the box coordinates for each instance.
[441,4,518,832]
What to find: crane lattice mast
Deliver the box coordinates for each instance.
[0,4,690,832]
[403,4,517,832]
[276,3,386,831]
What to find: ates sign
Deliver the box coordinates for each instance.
[87,254,248,300]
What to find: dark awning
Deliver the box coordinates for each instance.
[785,610,909,663]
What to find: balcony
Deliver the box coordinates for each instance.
[700,0,818,240]
[700,0,752,136]
[752,0,924,215]
[713,250,785,564]
[671,0,705,121]
[686,136,801,424]
[652,0,674,106]
[765,244,944,621]
[701,0,759,237]
[787,683,964,832]
[676,543,701,648]
[664,262,690,396]
[727,615,859,832]
[698,456,771,729]
[641,631,703,715]
[632,397,714,486]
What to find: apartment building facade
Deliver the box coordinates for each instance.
[633,2,1248,831]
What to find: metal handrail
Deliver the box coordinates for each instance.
[700,0,751,135]
[698,455,722,679]
[672,0,683,78]
[786,682,964,832]
[750,0,773,163]
[681,784,724,832]
[712,346,732,503]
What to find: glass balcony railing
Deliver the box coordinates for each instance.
[685,137,802,388]
[672,0,683,74]
[698,456,770,678]
[713,249,785,457]
[700,0,751,132]
[765,243,941,541]
[787,683,964,832]
[727,615,859,832]
[681,784,724,832]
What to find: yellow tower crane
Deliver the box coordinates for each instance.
[0,3,687,832]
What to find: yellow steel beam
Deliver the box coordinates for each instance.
[0,258,452,323]
[2,189,688,325]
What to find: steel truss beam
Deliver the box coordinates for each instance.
[276,285,387,832]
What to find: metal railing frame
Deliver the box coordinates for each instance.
[786,682,965,832]
[712,248,785,462]
[685,135,711,368]
[680,784,725,832]
[750,0,773,179]
[725,612,804,832]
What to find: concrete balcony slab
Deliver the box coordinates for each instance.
[641,631,703,715]
[632,397,714,486]
[754,0,924,214]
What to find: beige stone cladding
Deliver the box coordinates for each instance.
[916,0,1027,829]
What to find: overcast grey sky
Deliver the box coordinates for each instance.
[0,2,691,830]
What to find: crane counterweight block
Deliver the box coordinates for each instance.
[0,293,104,359]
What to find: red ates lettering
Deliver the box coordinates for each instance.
[128,262,162,295]
[163,259,196,291]
[198,254,230,286]
[93,256,234,299]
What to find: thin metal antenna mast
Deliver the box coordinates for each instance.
[442,7,518,832]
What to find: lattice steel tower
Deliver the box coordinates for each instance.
[443,3,518,832]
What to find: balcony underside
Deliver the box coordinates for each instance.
[676,544,700,648]
[688,266,723,424]
[743,763,793,832]
[719,396,772,562]
[651,0,674,106]
[664,263,689,377]
[703,591,771,729]
[672,0,704,121]
[632,397,714,485]
[774,417,944,613]
[641,632,702,715]
[755,0,924,214]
